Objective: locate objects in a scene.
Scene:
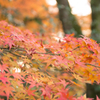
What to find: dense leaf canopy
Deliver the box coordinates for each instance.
[0,21,100,100]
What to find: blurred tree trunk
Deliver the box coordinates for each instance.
[56,0,82,37]
[86,83,96,99]
[86,83,100,100]
[91,0,100,42]
[86,0,100,99]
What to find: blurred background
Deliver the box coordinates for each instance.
[0,0,100,42]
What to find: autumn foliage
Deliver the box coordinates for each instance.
[0,0,60,34]
[0,21,100,100]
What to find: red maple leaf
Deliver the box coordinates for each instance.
[0,77,9,84]
[41,85,52,98]
[3,37,15,49]
[56,88,73,100]
[26,89,36,96]
[0,64,8,72]
[0,73,9,84]
[0,84,14,100]
[56,79,69,88]
[97,96,100,100]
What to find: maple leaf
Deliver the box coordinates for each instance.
[75,58,86,67]
[0,64,8,72]
[77,96,93,100]
[96,96,100,100]
[0,77,9,84]
[11,32,25,42]
[57,95,67,100]
[40,85,52,98]
[40,88,46,96]
[56,79,69,88]
[0,84,14,100]
[28,81,37,89]
[12,73,24,80]
[3,38,15,49]
[26,88,36,96]
[56,88,73,100]
[0,72,10,84]
[0,90,6,97]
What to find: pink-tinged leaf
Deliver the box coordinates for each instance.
[0,64,8,72]
[57,95,67,100]
[0,77,9,84]
[56,88,70,100]
[0,73,9,84]
[12,73,24,80]
[96,96,100,100]
[40,88,46,96]
[27,75,41,88]
[56,79,69,88]
[26,89,36,96]
[73,96,93,100]
[55,56,68,66]
[0,84,14,100]
[45,63,51,70]
[40,40,44,48]
[0,99,5,100]
[3,38,15,49]
[57,88,73,100]
[0,91,6,97]
[11,32,25,42]
[28,82,37,89]
[41,85,52,98]
[75,58,86,67]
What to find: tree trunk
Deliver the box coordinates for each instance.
[86,0,100,99]
[91,0,100,42]
[56,0,82,36]
[86,83,96,99]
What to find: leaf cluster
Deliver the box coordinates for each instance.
[0,21,100,100]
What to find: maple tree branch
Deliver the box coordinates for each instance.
[0,46,26,51]
[36,46,80,56]
[36,52,60,56]
[0,46,80,56]
[66,46,80,53]
[0,47,26,58]
[85,63,100,68]
[8,51,22,57]
[1,46,99,69]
